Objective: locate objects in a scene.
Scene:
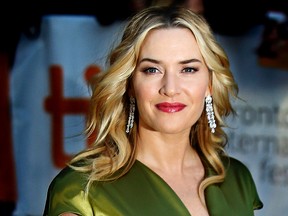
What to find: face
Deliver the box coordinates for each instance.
[132,28,210,134]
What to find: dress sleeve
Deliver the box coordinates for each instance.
[205,156,263,216]
[245,164,263,210]
[43,167,93,216]
[229,157,264,211]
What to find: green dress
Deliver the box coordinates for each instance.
[43,157,263,216]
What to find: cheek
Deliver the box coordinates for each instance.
[184,80,209,99]
[133,78,157,100]
[134,84,155,106]
[133,81,160,118]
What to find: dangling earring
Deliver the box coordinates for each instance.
[126,97,135,133]
[205,95,216,133]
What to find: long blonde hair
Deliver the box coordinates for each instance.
[70,5,239,202]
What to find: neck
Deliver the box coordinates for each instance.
[135,130,198,172]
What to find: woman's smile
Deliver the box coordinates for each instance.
[156,102,186,113]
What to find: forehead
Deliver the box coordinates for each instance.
[139,27,202,60]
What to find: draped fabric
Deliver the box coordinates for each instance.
[44,157,263,216]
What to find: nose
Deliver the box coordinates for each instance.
[159,72,180,97]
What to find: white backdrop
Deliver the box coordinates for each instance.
[217,27,288,216]
[10,15,288,215]
[10,15,124,216]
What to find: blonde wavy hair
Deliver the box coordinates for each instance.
[70,5,239,203]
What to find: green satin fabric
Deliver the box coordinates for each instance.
[44,157,263,216]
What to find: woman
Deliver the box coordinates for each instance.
[44,5,263,216]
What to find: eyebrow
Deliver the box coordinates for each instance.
[139,58,202,64]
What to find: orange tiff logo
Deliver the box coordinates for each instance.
[44,65,100,168]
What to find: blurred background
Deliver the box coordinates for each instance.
[1,0,288,215]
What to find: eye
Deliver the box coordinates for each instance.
[143,67,159,74]
[182,67,198,73]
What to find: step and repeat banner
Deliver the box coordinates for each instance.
[10,16,124,215]
[8,15,288,215]
[217,26,288,216]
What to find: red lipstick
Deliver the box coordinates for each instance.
[156,102,186,113]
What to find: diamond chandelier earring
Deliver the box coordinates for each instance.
[205,95,216,133]
[126,97,135,133]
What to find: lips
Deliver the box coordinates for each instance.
[156,102,186,113]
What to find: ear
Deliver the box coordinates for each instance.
[127,85,135,98]
[128,78,136,96]
[205,84,212,97]
[205,71,213,97]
